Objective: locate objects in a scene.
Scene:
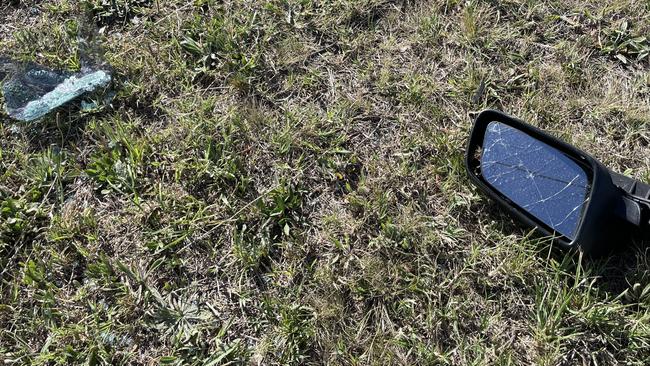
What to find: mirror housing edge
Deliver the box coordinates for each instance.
[465,110,630,256]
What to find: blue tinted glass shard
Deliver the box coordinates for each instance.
[480,121,591,240]
[1,19,113,122]
[3,66,70,112]
[3,68,111,121]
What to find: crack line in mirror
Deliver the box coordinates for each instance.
[480,122,591,239]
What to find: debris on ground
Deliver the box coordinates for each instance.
[0,21,113,122]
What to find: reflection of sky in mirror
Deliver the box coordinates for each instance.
[480,122,590,239]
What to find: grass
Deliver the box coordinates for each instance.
[1,0,650,364]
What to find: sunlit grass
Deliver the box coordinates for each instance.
[1,0,649,364]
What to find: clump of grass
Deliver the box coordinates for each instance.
[84,0,154,26]
[601,20,650,64]
[85,117,150,197]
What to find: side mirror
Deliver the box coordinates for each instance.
[465,110,650,255]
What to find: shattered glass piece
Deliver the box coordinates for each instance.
[480,121,591,239]
[3,66,111,122]
[3,65,70,110]
[1,18,113,122]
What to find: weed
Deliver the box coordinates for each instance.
[86,117,149,196]
[601,20,650,64]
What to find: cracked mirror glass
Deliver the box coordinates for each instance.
[480,121,591,240]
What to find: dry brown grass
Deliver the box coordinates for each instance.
[1,0,649,365]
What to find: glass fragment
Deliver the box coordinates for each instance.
[480,121,591,239]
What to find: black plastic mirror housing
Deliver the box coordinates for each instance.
[466,110,647,256]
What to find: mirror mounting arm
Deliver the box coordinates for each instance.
[611,171,650,228]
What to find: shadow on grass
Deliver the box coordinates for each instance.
[470,197,649,304]
[586,243,650,297]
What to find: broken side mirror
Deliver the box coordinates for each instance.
[466,110,650,256]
